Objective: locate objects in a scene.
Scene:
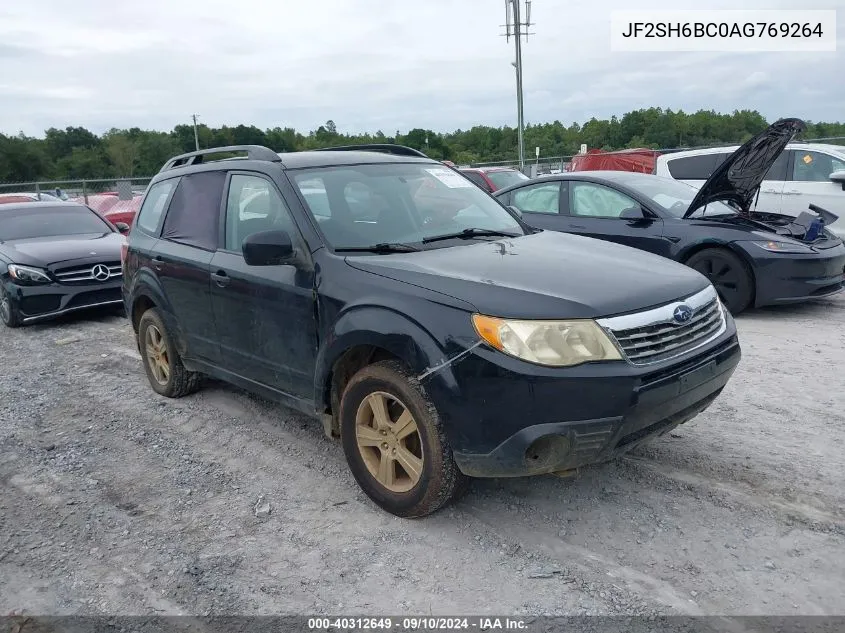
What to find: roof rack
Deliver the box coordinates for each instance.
[159,145,281,172]
[312,144,430,159]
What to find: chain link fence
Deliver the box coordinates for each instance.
[0,177,153,204]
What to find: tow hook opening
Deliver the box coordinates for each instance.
[524,434,571,470]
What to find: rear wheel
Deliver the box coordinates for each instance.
[137,308,201,397]
[0,287,22,328]
[685,248,754,314]
[340,360,468,518]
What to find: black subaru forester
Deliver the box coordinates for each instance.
[123,144,741,517]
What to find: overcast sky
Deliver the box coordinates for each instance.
[1,0,841,137]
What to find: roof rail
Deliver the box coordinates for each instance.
[312,144,430,159]
[159,145,281,172]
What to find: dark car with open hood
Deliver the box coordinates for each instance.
[495,118,845,314]
[123,143,741,517]
[0,201,127,327]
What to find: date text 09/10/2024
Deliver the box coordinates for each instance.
[307,617,528,631]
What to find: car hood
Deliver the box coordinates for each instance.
[685,118,806,217]
[1,232,123,267]
[344,231,711,319]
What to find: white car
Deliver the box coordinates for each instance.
[655,143,845,236]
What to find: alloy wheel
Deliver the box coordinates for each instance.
[355,391,424,493]
[144,324,171,385]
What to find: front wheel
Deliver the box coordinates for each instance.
[685,248,754,314]
[0,287,22,328]
[340,360,468,518]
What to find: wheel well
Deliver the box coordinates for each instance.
[324,345,401,429]
[681,243,757,303]
[131,295,156,333]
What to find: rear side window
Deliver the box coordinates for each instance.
[161,171,227,251]
[136,179,177,234]
[667,154,719,180]
[764,151,789,181]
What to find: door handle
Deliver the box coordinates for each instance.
[211,270,230,287]
[784,190,802,195]
[569,224,587,230]
[759,188,780,194]
[152,256,164,271]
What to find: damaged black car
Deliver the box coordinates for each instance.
[495,118,845,314]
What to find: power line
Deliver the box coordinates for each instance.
[502,0,534,171]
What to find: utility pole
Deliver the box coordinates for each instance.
[502,0,534,171]
[191,114,200,151]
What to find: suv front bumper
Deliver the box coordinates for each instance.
[432,332,740,478]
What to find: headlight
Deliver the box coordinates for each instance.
[750,240,813,254]
[7,264,52,284]
[472,314,622,367]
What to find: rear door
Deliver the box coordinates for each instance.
[209,172,317,400]
[154,171,227,363]
[565,181,667,256]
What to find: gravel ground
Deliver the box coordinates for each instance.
[1,296,844,617]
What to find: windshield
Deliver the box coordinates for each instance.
[0,206,111,241]
[486,169,529,189]
[291,163,525,249]
[617,175,737,218]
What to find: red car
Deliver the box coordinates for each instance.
[458,167,529,193]
[71,192,143,232]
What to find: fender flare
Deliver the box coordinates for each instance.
[313,305,456,411]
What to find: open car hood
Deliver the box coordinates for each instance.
[684,118,806,218]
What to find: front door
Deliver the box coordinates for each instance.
[565,181,667,257]
[209,172,317,400]
[507,180,567,231]
[781,150,845,235]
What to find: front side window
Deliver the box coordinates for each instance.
[570,182,640,218]
[511,183,561,214]
[791,151,845,182]
[161,172,226,251]
[0,205,112,241]
[291,163,524,249]
[225,174,296,252]
[136,179,177,234]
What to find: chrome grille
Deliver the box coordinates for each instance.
[54,262,122,283]
[597,286,725,366]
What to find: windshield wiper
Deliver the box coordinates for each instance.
[334,242,421,253]
[421,228,519,244]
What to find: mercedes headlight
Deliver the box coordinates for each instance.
[8,264,52,284]
[472,314,622,367]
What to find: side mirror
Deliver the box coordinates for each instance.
[620,206,646,220]
[829,170,845,191]
[507,205,523,219]
[242,230,294,266]
[114,222,130,233]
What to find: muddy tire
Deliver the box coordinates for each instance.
[685,248,754,314]
[340,360,469,518]
[137,308,202,398]
[0,287,22,328]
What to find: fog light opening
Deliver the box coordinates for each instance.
[524,435,572,470]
